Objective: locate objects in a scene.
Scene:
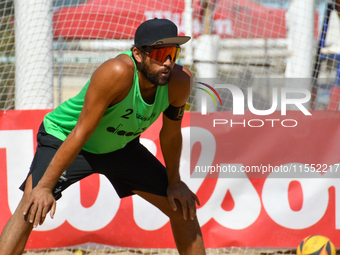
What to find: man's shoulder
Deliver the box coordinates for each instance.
[98,53,135,77]
[170,64,192,86]
[167,64,193,105]
[173,64,192,76]
[89,53,135,99]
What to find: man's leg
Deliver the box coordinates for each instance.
[133,190,206,255]
[0,175,35,255]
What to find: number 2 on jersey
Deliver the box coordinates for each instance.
[121,108,133,119]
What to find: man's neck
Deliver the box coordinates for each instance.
[138,70,158,104]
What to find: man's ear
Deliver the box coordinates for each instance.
[132,47,143,64]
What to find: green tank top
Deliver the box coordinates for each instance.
[43,50,169,154]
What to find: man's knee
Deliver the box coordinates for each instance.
[167,199,195,222]
[15,175,34,215]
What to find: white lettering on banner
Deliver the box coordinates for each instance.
[143,11,234,36]
[144,12,186,34]
[4,127,339,232]
[132,138,169,231]
[197,172,262,229]
[183,128,261,230]
[139,138,157,156]
[3,130,120,232]
[192,18,202,35]
[183,127,215,186]
[62,175,120,231]
[131,127,217,231]
[36,175,120,231]
[262,166,340,229]
[0,130,34,214]
[214,19,234,35]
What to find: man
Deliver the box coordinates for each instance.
[0,18,206,255]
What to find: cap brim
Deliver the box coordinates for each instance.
[148,36,191,46]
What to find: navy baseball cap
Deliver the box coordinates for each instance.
[134,18,191,47]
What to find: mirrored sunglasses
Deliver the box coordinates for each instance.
[143,46,181,63]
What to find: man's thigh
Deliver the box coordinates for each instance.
[20,124,93,200]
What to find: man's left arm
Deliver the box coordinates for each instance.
[160,65,200,220]
[160,114,200,221]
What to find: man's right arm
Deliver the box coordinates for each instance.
[22,56,134,228]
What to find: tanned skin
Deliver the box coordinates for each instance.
[0,45,206,255]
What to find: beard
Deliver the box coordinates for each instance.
[139,59,172,86]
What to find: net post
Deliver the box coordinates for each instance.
[284,0,315,110]
[14,0,54,109]
[184,0,193,66]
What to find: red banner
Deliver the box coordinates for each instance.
[0,110,340,249]
[53,0,288,39]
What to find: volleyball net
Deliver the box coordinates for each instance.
[1,0,340,111]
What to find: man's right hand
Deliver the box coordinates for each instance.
[23,186,56,228]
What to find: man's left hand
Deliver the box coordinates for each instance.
[167,181,200,220]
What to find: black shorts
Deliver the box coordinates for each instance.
[20,123,169,200]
